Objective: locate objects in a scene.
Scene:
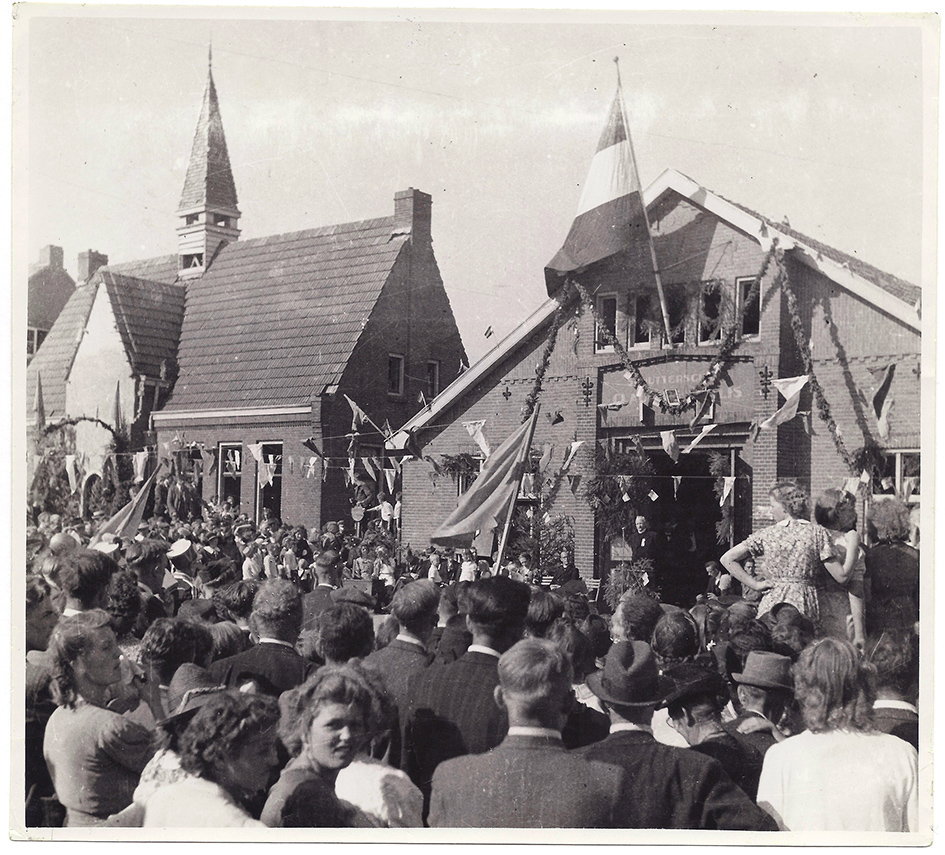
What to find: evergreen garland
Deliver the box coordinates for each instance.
[571,241,775,416]
[520,292,573,423]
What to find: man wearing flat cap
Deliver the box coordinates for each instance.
[661,662,764,800]
[579,641,776,830]
[722,650,794,759]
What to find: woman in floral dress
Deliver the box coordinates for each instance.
[721,481,846,628]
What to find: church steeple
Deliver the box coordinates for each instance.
[177,49,241,277]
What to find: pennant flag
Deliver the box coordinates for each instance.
[306,457,317,479]
[800,412,814,436]
[869,363,896,440]
[682,423,718,455]
[404,429,425,461]
[720,476,736,507]
[198,447,216,476]
[647,490,659,502]
[133,450,149,483]
[538,443,554,473]
[344,394,369,430]
[689,390,715,429]
[562,441,584,470]
[567,474,582,495]
[660,430,680,463]
[673,475,682,499]
[544,82,655,298]
[112,381,125,434]
[90,461,166,547]
[860,469,872,484]
[484,326,494,339]
[430,409,539,547]
[842,476,860,496]
[635,383,646,400]
[521,472,537,495]
[65,455,78,493]
[384,468,397,495]
[246,442,264,463]
[362,457,376,482]
[463,420,492,457]
[322,462,329,482]
[258,458,276,488]
[459,360,469,374]
[303,437,324,458]
[758,375,809,432]
[902,476,918,503]
[34,372,46,431]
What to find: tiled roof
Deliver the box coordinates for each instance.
[26,283,97,420]
[105,254,181,285]
[179,68,238,212]
[718,193,921,307]
[164,216,408,411]
[101,271,185,378]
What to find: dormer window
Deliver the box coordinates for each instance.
[185,213,199,226]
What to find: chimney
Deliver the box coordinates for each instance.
[78,250,108,284]
[38,245,64,270]
[393,188,432,244]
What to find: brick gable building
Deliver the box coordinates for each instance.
[392,168,921,581]
[27,58,466,528]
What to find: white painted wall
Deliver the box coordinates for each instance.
[65,282,135,475]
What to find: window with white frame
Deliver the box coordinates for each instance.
[698,282,724,344]
[871,450,920,503]
[595,294,618,353]
[218,443,243,509]
[387,354,405,396]
[632,294,653,347]
[255,441,283,524]
[736,276,760,338]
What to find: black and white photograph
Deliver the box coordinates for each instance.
[12,4,936,844]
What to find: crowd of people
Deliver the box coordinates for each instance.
[23,480,920,832]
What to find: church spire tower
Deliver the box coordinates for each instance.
[177,47,241,277]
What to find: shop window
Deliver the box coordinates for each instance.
[595,294,618,353]
[737,276,760,338]
[388,354,405,396]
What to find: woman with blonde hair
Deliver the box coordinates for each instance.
[756,638,917,831]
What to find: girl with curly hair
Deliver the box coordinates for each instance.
[142,690,280,827]
[756,638,917,831]
[261,663,395,827]
[720,481,847,630]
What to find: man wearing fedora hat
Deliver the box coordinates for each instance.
[722,651,794,758]
[579,641,776,830]
[662,662,764,800]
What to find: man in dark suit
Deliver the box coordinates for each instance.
[428,638,628,827]
[363,579,439,767]
[210,578,315,696]
[579,640,777,830]
[662,662,765,801]
[430,582,472,665]
[402,576,530,815]
[300,549,341,632]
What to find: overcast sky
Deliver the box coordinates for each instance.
[16,8,933,362]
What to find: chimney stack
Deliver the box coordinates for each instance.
[393,188,432,244]
[78,250,108,284]
[38,245,64,270]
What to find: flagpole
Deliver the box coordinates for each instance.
[492,405,541,575]
[614,58,674,347]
